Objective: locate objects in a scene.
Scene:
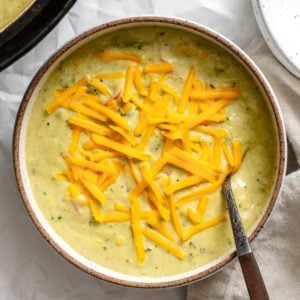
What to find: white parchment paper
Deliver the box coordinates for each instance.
[0,1,259,299]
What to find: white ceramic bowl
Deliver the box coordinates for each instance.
[13,16,287,288]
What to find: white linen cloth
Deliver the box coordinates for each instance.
[187,35,300,300]
[1,0,298,299]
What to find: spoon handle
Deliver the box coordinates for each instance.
[239,253,269,300]
[223,176,269,300]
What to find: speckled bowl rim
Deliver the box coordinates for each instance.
[13,16,287,289]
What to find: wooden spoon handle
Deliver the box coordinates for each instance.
[239,253,269,300]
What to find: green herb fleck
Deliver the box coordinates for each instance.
[189,241,196,249]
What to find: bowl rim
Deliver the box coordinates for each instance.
[13,16,287,288]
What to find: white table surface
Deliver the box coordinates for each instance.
[0,1,259,299]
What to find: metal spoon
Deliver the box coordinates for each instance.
[222,175,269,300]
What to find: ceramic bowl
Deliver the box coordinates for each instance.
[13,16,287,288]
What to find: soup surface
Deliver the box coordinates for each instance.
[25,26,277,277]
[0,0,34,30]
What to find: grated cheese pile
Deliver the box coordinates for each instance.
[47,50,242,263]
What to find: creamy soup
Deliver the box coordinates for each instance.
[0,0,34,30]
[25,26,277,277]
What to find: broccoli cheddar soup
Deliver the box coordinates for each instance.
[25,26,277,277]
[0,0,34,30]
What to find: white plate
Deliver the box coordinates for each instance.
[252,0,300,78]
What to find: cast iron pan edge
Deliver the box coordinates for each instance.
[0,0,76,71]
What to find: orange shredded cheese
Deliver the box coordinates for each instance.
[127,159,140,184]
[142,227,185,259]
[162,84,180,103]
[130,196,145,263]
[146,214,175,241]
[109,125,137,146]
[68,183,81,198]
[212,138,222,168]
[187,208,200,225]
[92,134,151,161]
[47,56,246,264]
[84,100,130,130]
[182,130,192,152]
[144,62,173,74]
[68,115,112,136]
[68,156,115,175]
[194,126,228,138]
[90,150,120,162]
[169,194,183,240]
[77,173,107,205]
[53,172,68,181]
[100,161,123,190]
[197,197,208,221]
[147,191,170,221]
[165,175,202,195]
[190,88,240,100]
[165,147,219,182]
[232,139,242,172]
[122,66,135,103]
[175,179,224,207]
[149,73,167,101]
[96,50,141,63]
[178,66,196,113]
[222,141,235,167]
[141,165,166,205]
[46,76,89,113]
[134,68,148,96]
[68,127,81,155]
[94,72,124,79]
[137,125,155,150]
[114,201,129,213]
[122,102,133,113]
[68,102,107,122]
[183,215,226,241]
[90,79,111,96]
[183,99,231,129]
[87,196,102,222]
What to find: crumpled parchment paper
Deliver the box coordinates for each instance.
[0,1,259,299]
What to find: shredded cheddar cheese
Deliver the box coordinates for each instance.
[182,215,226,241]
[142,227,185,259]
[68,115,112,136]
[92,135,151,161]
[94,72,124,79]
[90,79,111,96]
[149,73,167,101]
[68,102,107,122]
[178,66,196,113]
[190,88,240,100]
[96,50,141,63]
[84,100,130,130]
[165,175,202,195]
[46,76,89,113]
[67,156,115,174]
[68,127,81,155]
[144,62,173,74]
[134,68,148,96]
[46,55,244,263]
[122,66,135,103]
[146,214,175,241]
